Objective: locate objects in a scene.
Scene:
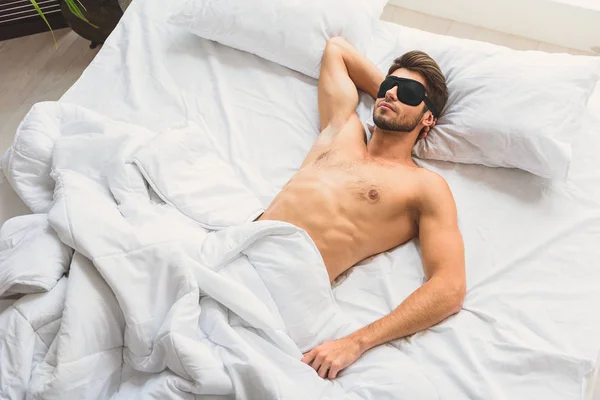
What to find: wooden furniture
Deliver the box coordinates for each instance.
[0,0,67,41]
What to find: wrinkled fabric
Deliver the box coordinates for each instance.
[0,103,439,399]
[0,213,72,297]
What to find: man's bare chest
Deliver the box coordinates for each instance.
[310,149,418,213]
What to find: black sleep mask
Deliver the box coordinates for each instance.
[377,76,438,118]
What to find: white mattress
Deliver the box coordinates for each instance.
[3,0,600,398]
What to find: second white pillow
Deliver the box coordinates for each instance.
[168,0,386,79]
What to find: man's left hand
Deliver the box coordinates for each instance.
[301,336,363,379]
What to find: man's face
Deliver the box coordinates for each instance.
[373,68,428,133]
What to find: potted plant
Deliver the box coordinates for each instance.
[29,0,126,48]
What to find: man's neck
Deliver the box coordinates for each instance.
[367,127,419,166]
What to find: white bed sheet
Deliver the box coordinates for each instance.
[3,0,600,398]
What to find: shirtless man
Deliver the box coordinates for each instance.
[257,37,466,379]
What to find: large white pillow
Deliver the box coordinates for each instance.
[168,0,387,79]
[366,22,600,180]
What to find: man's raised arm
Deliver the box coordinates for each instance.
[300,37,384,168]
[317,37,384,130]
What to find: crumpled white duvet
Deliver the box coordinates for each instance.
[0,102,441,399]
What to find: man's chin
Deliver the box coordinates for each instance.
[373,109,386,119]
[373,115,394,131]
[373,116,414,134]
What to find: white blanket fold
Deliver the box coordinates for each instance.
[0,213,72,297]
[0,277,67,400]
[28,253,124,399]
[131,122,265,230]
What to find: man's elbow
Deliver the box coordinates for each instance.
[327,36,347,48]
[325,36,348,56]
[447,281,466,315]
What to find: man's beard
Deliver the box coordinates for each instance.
[373,108,424,133]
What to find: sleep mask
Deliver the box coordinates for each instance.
[377,76,438,118]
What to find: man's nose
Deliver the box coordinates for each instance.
[385,86,398,101]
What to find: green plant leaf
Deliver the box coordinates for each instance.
[75,0,87,12]
[30,0,98,45]
[29,0,57,48]
[64,0,98,28]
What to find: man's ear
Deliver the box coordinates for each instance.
[423,111,435,127]
[418,113,436,139]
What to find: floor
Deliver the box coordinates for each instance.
[0,29,100,155]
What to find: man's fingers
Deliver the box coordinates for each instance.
[311,354,324,371]
[318,361,330,379]
[328,362,341,380]
[301,350,316,365]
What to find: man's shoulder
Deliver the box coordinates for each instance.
[412,168,454,210]
[387,165,447,193]
[415,168,448,189]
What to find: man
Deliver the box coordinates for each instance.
[257,37,465,379]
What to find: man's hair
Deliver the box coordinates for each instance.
[387,51,448,117]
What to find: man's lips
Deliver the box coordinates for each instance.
[379,102,394,112]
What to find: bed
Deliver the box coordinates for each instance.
[1,0,600,398]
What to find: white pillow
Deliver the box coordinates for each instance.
[168,0,387,79]
[367,22,600,180]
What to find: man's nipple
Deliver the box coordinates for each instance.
[368,189,380,202]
